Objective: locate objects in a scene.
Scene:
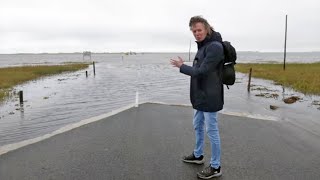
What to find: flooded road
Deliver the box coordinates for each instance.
[0,53,320,146]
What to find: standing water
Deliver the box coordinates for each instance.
[0,52,320,146]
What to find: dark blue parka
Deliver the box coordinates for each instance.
[180,32,224,112]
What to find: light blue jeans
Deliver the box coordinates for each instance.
[193,110,221,169]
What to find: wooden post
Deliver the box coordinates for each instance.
[247,68,252,92]
[86,71,88,77]
[93,61,96,76]
[283,15,288,71]
[19,91,23,104]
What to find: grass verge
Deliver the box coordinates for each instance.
[235,62,320,95]
[0,63,89,101]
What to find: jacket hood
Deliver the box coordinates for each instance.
[196,31,223,49]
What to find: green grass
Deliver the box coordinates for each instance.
[0,63,89,101]
[0,91,6,101]
[235,62,320,95]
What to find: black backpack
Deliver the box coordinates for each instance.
[220,41,237,89]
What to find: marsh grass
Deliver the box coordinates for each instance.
[236,62,320,95]
[0,63,89,101]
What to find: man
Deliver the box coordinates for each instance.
[170,16,224,179]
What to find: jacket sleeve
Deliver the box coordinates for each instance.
[179,42,224,77]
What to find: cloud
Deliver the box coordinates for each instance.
[1,0,320,53]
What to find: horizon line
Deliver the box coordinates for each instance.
[1,50,320,55]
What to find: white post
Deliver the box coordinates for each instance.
[135,68,140,107]
[135,91,139,107]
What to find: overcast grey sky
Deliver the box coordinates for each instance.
[1,0,319,53]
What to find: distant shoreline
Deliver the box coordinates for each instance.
[1,51,320,55]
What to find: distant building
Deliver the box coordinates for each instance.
[83,51,91,60]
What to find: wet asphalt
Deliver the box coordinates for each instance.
[0,103,320,180]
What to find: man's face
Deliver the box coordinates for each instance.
[191,22,208,42]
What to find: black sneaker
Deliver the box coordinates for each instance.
[197,165,222,179]
[182,153,204,164]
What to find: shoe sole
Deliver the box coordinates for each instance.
[197,171,222,179]
[182,159,205,164]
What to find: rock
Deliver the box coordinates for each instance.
[318,107,320,110]
[270,105,279,110]
[283,96,301,104]
[43,97,49,99]
[9,112,15,115]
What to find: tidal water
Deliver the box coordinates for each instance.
[0,52,319,146]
